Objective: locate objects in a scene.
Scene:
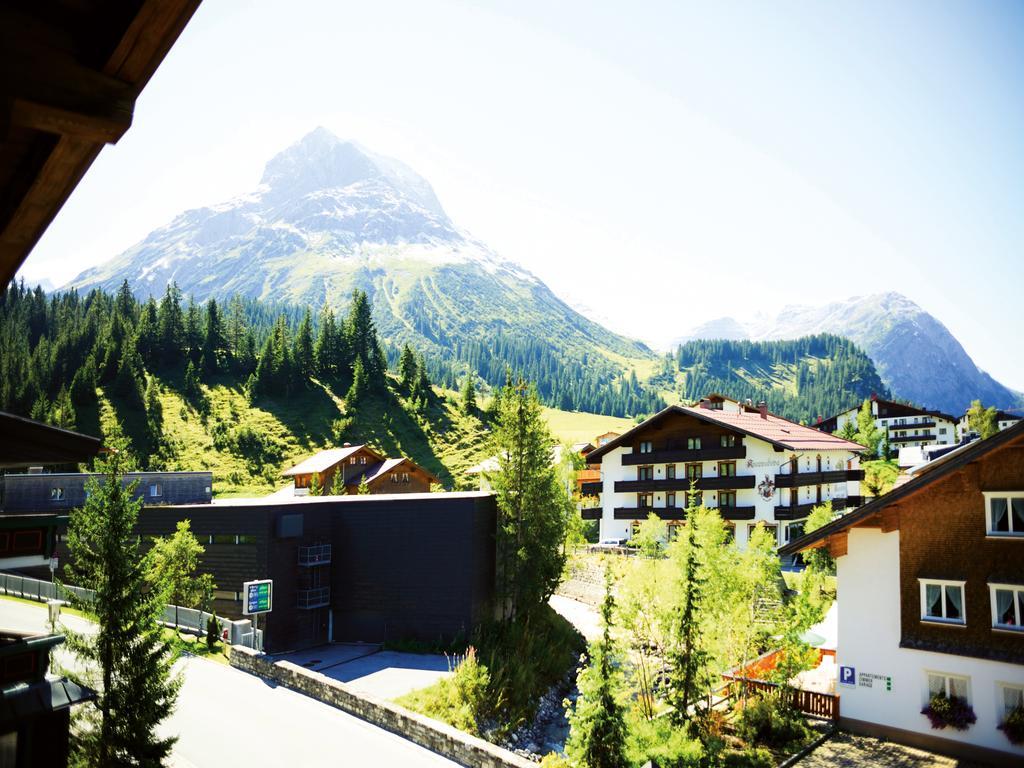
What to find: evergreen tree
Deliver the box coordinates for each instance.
[294,308,315,381]
[51,385,76,430]
[206,613,220,650]
[314,307,341,379]
[308,472,323,497]
[114,345,144,405]
[345,289,386,385]
[156,282,184,368]
[398,343,417,391]
[855,399,884,457]
[665,486,708,724]
[184,298,203,366]
[357,476,371,495]
[61,449,180,766]
[460,375,477,414]
[564,569,629,768]
[837,420,858,441]
[347,357,369,406]
[490,379,570,620]
[328,468,346,496]
[144,377,162,440]
[147,520,215,633]
[202,298,226,373]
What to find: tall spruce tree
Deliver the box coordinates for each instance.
[565,569,629,768]
[490,379,569,620]
[294,308,315,381]
[202,298,226,373]
[460,375,477,414]
[398,343,417,391]
[156,282,184,368]
[61,448,180,766]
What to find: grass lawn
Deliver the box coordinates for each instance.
[0,592,92,621]
[541,407,635,445]
[162,627,231,666]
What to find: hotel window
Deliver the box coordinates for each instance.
[638,493,653,509]
[919,579,966,624]
[990,584,1024,631]
[666,492,676,508]
[687,437,701,450]
[784,521,805,543]
[666,464,676,480]
[720,434,736,448]
[718,461,736,477]
[720,491,737,508]
[1000,684,1024,724]
[985,493,1024,536]
[685,463,702,481]
[684,491,702,508]
[927,672,970,703]
[637,465,654,481]
[639,441,653,454]
[50,487,65,501]
[149,483,163,498]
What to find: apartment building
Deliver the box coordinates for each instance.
[582,396,864,549]
[957,410,1023,442]
[817,396,957,449]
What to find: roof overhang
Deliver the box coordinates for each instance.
[0,1,201,288]
[0,411,102,468]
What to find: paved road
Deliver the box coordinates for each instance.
[799,730,987,767]
[280,644,451,700]
[0,598,461,768]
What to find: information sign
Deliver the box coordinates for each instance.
[243,579,273,615]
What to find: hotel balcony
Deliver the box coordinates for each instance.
[297,543,331,566]
[580,508,602,520]
[612,504,754,521]
[888,420,935,430]
[774,469,864,488]
[621,445,747,466]
[580,481,603,496]
[774,497,854,521]
[296,586,330,609]
[613,475,756,493]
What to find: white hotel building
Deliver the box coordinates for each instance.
[582,395,865,549]
[817,396,957,450]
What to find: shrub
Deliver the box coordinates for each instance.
[921,693,977,731]
[625,712,704,768]
[721,748,775,768]
[999,705,1024,745]
[206,613,219,650]
[735,695,812,749]
[396,647,490,735]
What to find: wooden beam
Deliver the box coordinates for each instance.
[9,99,131,143]
[827,531,848,558]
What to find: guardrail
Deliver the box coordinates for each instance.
[298,543,331,566]
[297,586,330,609]
[0,571,260,648]
[724,676,839,720]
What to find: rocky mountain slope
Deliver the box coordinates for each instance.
[68,128,656,414]
[675,293,1019,415]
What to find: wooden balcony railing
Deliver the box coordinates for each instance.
[774,469,863,488]
[621,445,746,466]
[613,475,755,493]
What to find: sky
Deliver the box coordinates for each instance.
[19,1,1024,389]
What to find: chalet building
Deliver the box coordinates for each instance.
[779,422,1024,766]
[958,410,1023,442]
[817,396,957,449]
[282,445,438,495]
[582,398,864,549]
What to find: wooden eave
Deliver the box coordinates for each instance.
[0,410,102,467]
[0,0,202,289]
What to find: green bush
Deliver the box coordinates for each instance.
[396,647,489,735]
[735,695,812,749]
[721,747,775,768]
[625,713,704,768]
[206,613,219,650]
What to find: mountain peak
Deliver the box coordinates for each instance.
[258,127,447,220]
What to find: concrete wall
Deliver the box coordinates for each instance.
[230,646,534,768]
[838,527,1024,762]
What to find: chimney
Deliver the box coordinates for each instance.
[757,401,768,419]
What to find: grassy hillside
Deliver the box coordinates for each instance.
[79,375,494,497]
[540,407,636,445]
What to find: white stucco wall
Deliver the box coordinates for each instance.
[838,528,1024,758]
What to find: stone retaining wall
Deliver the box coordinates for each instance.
[555,556,607,606]
[230,646,535,768]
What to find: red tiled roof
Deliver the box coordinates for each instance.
[677,406,867,452]
[586,404,866,463]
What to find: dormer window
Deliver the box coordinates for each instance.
[985,492,1024,536]
[687,437,701,450]
[50,487,64,501]
[639,441,653,454]
[149,483,163,498]
[919,579,966,625]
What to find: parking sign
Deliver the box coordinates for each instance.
[839,665,856,687]
[242,580,273,615]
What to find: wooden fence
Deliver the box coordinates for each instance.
[725,676,840,721]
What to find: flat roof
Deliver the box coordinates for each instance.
[166,490,494,509]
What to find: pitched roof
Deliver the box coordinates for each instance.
[281,445,383,477]
[349,457,440,486]
[778,420,1024,556]
[586,404,865,463]
[0,410,103,468]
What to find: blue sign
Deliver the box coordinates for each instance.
[839,665,856,687]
